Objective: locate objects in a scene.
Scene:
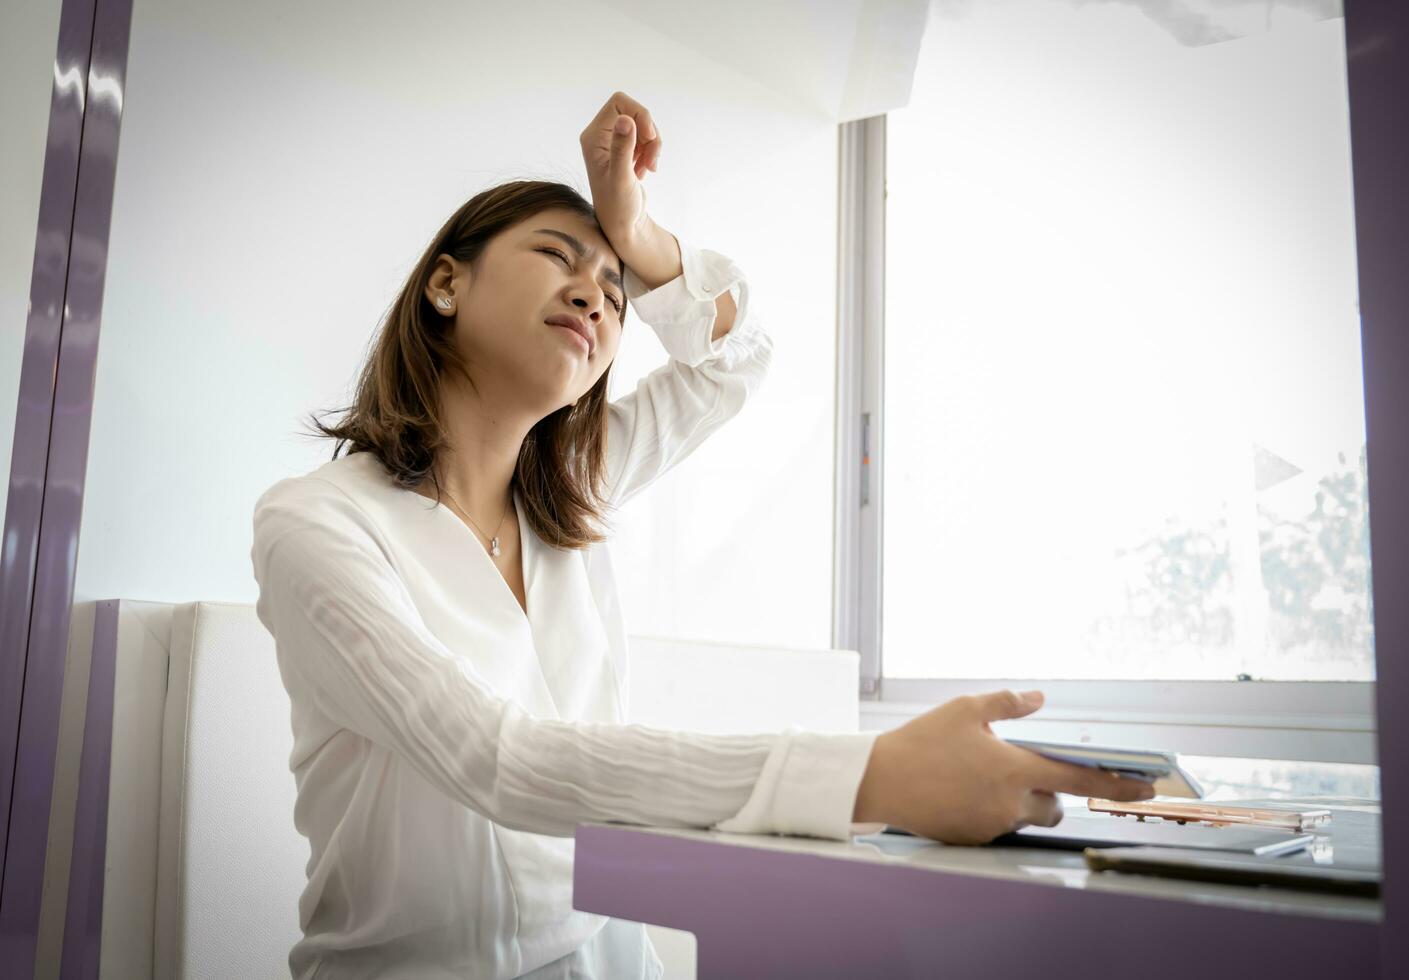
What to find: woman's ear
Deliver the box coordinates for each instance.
[424,254,463,311]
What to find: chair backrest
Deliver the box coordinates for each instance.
[85,599,304,979]
[97,599,179,978]
[89,600,859,978]
[151,601,307,979]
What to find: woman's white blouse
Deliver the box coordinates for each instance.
[250,239,881,980]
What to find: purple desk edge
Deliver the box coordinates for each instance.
[574,825,1377,979]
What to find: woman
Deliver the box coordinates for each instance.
[251,92,1154,980]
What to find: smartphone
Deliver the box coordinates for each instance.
[1005,738,1204,798]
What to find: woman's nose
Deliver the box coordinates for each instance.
[571,296,602,320]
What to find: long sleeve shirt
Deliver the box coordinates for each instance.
[250,239,880,980]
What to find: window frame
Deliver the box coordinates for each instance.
[831,116,1378,765]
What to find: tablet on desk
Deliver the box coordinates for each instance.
[1005,738,1204,798]
[994,813,1313,856]
[884,814,1313,856]
[1085,846,1381,896]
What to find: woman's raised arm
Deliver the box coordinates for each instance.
[578,91,771,505]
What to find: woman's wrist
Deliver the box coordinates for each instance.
[851,730,897,825]
[613,219,683,292]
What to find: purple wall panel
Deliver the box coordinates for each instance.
[0,0,96,902]
[0,0,132,970]
[1345,0,1409,976]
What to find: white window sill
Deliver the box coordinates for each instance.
[860,679,1377,765]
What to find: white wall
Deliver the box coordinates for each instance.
[73,0,845,649]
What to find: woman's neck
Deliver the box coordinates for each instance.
[420,380,535,524]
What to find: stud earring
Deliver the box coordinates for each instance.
[437,296,452,310]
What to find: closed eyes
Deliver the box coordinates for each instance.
[538,248,624,314]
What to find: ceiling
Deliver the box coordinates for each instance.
[597,0,931,121]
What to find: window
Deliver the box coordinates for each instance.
[838,0,1374,761]
[1186,755,1378,802]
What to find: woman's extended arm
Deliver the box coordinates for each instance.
[251,474,877,841]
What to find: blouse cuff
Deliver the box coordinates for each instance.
[715,730,881,841]
[622,236,748,368]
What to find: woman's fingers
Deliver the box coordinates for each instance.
[579,91,664,240]
[966,689,1044,724]
[586,92,662,178]
[614,94,661,176]
[608,116,639,186]
[1022,754,1158,801]
[1018,790,1064,829]
[607,93,658,151]
[631,125,660,178]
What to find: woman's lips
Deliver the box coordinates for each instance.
[544,316,594,355]
[550,322,590,354]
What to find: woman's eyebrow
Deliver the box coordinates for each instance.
[534,228,624,291]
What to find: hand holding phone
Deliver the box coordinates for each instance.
[852,690,1158,844]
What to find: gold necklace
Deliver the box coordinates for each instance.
[441,486,511,558]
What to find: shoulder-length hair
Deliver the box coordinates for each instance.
[306,180,620,550]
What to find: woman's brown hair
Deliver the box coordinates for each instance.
[306,180,622,550]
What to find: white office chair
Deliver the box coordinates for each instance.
[85,600,306,979]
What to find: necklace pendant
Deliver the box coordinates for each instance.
[490,537,501,558]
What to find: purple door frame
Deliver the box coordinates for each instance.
[0,0,1404,976]
[1345,0,1409,974]
[0,0,97,901]
[0,0,133,970]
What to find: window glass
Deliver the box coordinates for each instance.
[883,0,1370,681]
[1183,755,1378,802]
